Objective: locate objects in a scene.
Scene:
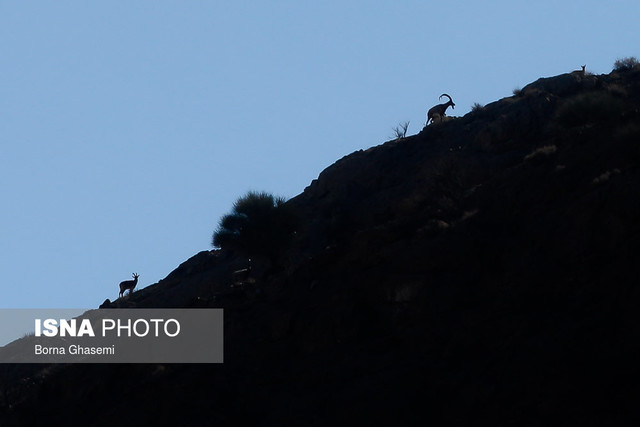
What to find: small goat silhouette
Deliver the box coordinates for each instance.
[118,273,139,298]
[572,64,586,76]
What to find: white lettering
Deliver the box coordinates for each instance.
[77,319,95,336]
[59,319,76,336]
[68,344,115,355]
[34,344,65,355]
[102,319,116,334]
[117,319,132,337]
[34,318,95,337]
[100,318,181,337]
[133,319,149,337]
[149,319,163,335]
[165,319,180,337]
[43,318,58,337]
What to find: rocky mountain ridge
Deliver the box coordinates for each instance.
[1,67,639,425]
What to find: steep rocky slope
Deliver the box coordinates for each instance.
[1,68,639,425]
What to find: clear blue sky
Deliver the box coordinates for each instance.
[1,1,637,309]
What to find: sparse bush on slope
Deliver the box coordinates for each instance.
[613,56,639,72]
[212,191,299,262]
[390,121,410,140]
[471,102,484,112]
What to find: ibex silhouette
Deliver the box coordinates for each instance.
[427,93,455,125]
[118,273,139,299]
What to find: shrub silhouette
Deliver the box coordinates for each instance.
[390,121,410,140]
[613,57,639,72]
[212,191,298,262]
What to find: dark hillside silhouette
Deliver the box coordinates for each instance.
[2,65,640,425]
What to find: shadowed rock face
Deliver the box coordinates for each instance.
[2,68,640,425]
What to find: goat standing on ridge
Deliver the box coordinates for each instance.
[427,93,455,125]
[118,273,139,299]
[572,65,586,76]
